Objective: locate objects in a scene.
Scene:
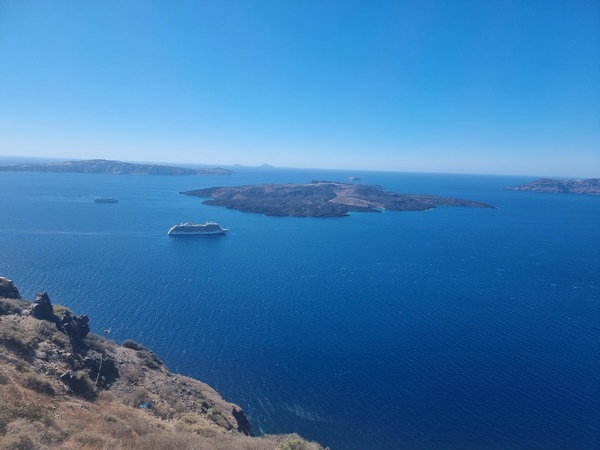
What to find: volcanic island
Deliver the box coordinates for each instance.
[506,178,600,195]
[181,181,495,217]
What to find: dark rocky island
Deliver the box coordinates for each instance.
[0,276,323,449]
[0,159,234,176]
[506,178,600,195]
[182,181,495,217]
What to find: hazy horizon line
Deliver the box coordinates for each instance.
[0,154,595,180]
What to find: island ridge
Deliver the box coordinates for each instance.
[182,181,495,217]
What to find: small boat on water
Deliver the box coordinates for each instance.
[94,197,118,203]
[167,221,228,236]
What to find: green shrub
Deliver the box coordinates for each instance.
[36,320,70,349]
[51,304,73,319]
[277,434,324,450]
[137,349,163,369]
[85,333,116,354]
[121,339,145,351]
[280,437,305,450]
[60,370,96,399]
[0,298,29,316]
[200,400,210,412]
[206,408,231,430]
[0,321,36,356]
[122,339,163,369]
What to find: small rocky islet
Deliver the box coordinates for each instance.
[181,181,495,217]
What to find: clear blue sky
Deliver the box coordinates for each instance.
[0,0,598,176]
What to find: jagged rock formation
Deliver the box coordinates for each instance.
[182,181,495,217]
[29,292,90,346]
[0,280,324,450]
[0,277,21,300]
[29,292,55,322]
[0,159,234,176]
[506,178,600,195]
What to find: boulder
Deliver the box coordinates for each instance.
[60,370,96,399]
[58,311,90,345]
[232,407,252,436]
[29,292,90,346]
[83,352,118,388]
[29,292,57,322]
[0,277,21,299]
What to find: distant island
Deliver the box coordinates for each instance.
[506,178,600,195]
[233,163,276,168]
[182,181,495,217]
[0,159,235,176]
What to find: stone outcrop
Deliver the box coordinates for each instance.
[58,310,90,344]
[29,292,55,321]
[0,277,21,299]
[29,291,90,345]
[233,406,253,435]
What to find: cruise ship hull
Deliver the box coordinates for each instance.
[167,222,228,236]
[168,229,227,236]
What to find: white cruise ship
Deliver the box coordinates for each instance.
[167,221,228,236]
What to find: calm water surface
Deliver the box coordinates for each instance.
[0,163,598,449]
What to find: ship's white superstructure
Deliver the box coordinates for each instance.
[167,221,228,235]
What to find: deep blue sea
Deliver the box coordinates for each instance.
[0,161,599,449]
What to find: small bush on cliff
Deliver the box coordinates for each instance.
[279,435,313,450]
[0,433,35,450]
[206,408,232,430]
[22,373,55,396]
[0,297,29,316]
[51,304,73,319]
[36,320,70,349]
[137,349,163,369]
[0,399,52,434]
[60,370,96,399]
[122,339,145,351]
[85,332,116,354]
[0,320,36,356]
[174,413,219,438]
[122,339,164,369]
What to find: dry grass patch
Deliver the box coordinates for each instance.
[85,333,117,354]
[0,297,29,316]
[0,317,37,356]
[22,373,55,396]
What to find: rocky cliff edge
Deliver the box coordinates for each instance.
[0,277,325,450]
